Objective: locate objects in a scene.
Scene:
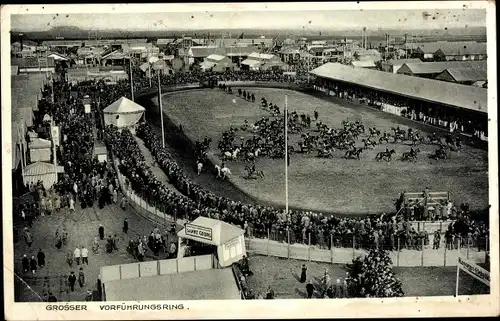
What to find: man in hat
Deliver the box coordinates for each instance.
[30,256,37,274]
[123,218,129,234]
[68,272,77,292]
[22,254,29,273]
[306,280,314,299]
[78,267,85,288]
[81,246,89,265]
[37,249,46,268]
[74,246,81,265]
[300,264,307,283]
[85,289,93,301]
[98,224,105,240]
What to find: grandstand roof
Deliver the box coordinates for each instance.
[436,67,488,83]
[310,63,487,113]
[397,60,487,75]
[206,54,227,62]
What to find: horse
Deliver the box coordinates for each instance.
[223,148,240,160]
[375,149,396,162]
[221,167,232,179]
[379,133,390,144]
[318,148,333,158]
[401,148,420,162]
[244,164,264,179]
[246,148,261,161]
[410,133,425,145]
[429,146,448,160]
[362,138,377,149]
[428,133,441,145]
[369,127,381,137]
[344,148,363,160]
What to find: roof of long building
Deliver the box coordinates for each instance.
[310,62,488,113]
[397,60,487,75]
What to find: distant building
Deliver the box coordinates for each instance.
[396,60,487,79]
[200,54,234,72]
[351,60,377,69]
[187,46,226,65]
[278,46,301,64]
[122,43,160,60]
[240,52,285,71]
[433,42,487,61]
[381,58,423,73]
[435,67,487,85]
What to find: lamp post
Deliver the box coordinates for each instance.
[152,60,166,148]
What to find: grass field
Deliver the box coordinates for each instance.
[161,87,488,215]
[245,254,490,299]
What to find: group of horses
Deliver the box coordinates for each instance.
[202,87,464,181]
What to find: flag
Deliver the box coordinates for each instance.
[238,32,244,39]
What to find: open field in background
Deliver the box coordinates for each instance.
[159,87,488,215]
[245,254,490,299]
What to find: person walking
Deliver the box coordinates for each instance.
[25,230,33,248]
[69,196,75,212]
[98,224,105,240]
[22,254,29,273]
[66,250,73,267]
[300,264,307,283]
[30,256,37,274]
[433,230,441,249]
[74,246,81,265]
[68,272,76,292]
[37,249,46,268]
[92,237,99,254]
[78,268,85,288]
[81,246,89,265]
[123,218,129,234]
[112,234,119,251]
[306,280,314,299]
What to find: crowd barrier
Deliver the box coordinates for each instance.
[245,229,488,267]
[100,254,216,283]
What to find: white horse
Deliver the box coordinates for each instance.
[251,124,260,132]
[197,161,203,176]
[223,148,240,160]
[247,147,261,160]
[221,167,232,179]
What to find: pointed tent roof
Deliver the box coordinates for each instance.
[103,97,146,114]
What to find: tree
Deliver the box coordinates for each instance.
[346,249,404,298]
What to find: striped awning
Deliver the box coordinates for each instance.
[22,162,64,190]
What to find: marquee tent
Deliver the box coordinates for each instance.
[22,162,64,190]
[103,97,146,128]
[177,216,246,267]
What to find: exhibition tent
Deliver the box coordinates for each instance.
[103,97,146,128]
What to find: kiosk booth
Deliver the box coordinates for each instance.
[177,217,246,268]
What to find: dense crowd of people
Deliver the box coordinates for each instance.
[102,122,488,252]
[346,249,404,298]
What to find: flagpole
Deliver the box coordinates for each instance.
[158,69,165,148]
[129,54,135,101]
[51,118,58,184]
[455,264,460,297]
[285,95,289,217]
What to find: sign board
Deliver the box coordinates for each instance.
[185,223,212,241]
[50,126,60,146]
[458,257,490,286]
[84,103,91,114]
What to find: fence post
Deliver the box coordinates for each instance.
[486,235,489,252]
[308,233,311,262]
[267,229,270,257]
[458,237,461,253]
[352,235,355,260]
[397,237,400,267]
[444,242,447,267]
[330,234,334,264]
[422,221,425,233]
[421,238,424,267]
[440,221,442,232]
[287,229,290,260]
[466,236,470,259]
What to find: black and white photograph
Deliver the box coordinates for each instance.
[1,2,498,320]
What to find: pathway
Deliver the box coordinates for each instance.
[133,134,184,197]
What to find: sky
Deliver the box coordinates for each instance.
[9,4,487,32]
